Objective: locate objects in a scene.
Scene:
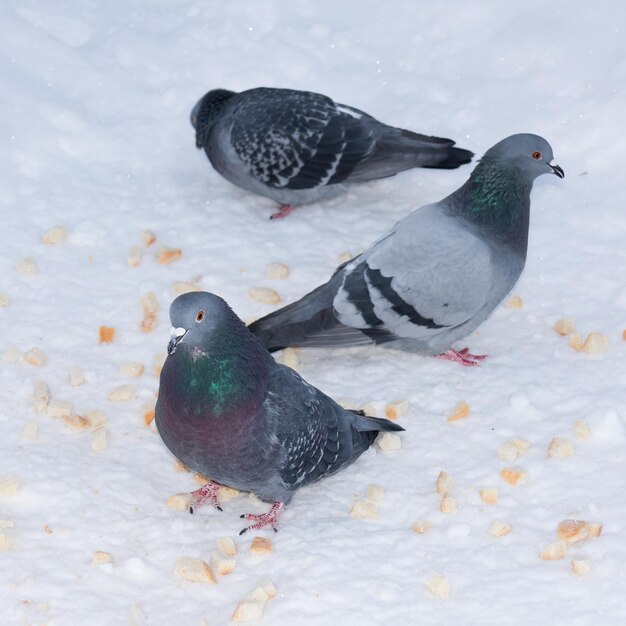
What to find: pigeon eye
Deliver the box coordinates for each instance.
[195,310,205,322]
[532,151,542,160]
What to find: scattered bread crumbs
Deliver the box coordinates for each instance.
[0,533,15,551]
[250,537,272,555]
[99,326,116,344]
[174,459,189,473]
[350,499,378,519]
[0,293,9,307]
[376,432,402,452]
[480,487,498,505]
[153,353,166,376]
[60,414,91,431]
[448,400,469,422]
[107,384,136,402]
[425,574,450,599]
[266,263,289,279]
[490,521,511,537]
[33,379,50,414]
[212,552,236,576]
[143,408,155,426]
[411,520,432,535]
[500,467,528,486]
[249,287,281,305]
[41,226,67,245]
[128,245,143,267]
[217,537,237,557]
[440,496,457,513]
[547,437,574,459]
[142,229,156,247]
[91,427,110,453]
[436,471,454,496]
[85,410,107,429]
[556,519,602,544]
[157,246,182,264]
[47,400,73,418]
[385,400,409,421]
[231,581,277,622]
[510,438,530,454]
[554,317,575,336]
[17,257,39,275]
[0,476,20,497]
[21,421,39,441]
[24,348,48,367]
[93,551,113,564]
[173,281,201,295]
[505,294,523,308]
[174,556,216,584]
[282,347,299,369]
[121,361,144,378]
[338,251,352,264]
[365,484,384,503]
[167,493,192,512]
[540,540,567,560]
[582,332,610,355]
[569,334,584,351]
[68,366,86,386]
[2,346,23,363]
[573,419,591,440]
[571,559,591,576]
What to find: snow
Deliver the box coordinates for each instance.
[1,1,626,624]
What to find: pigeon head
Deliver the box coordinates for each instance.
[190,89,236,148]
[167,291,236,355]
[480,134,564,181]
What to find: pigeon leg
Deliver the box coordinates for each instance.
[436,347,487,367]
[239,501,285,535]
[270,204,296,220]
[189,480,223,514]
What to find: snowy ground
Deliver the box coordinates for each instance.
[2,1,626,624]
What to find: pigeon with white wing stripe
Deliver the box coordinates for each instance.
[191,87,474,219]
[249,134,564,365]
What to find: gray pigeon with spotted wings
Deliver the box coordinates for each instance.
[249,134,564,365]
[191,87,474,218]
[155,292,403,533]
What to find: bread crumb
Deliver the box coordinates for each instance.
[91,427,110,453]
[174,556,216,584]
[141,229,156,247]
[2,346,23,363]
[108,384,137,402]
[60,414,91,431]
[411,519,432,535]
[554,318,575,336]
[231,582,277,622]
[127,245,143,267]
[0,293,9,307]
[121,361,144,378]
[249,287,281,305]
[21,421,39,441]
[338,251,352,264]
[24,348,48,367]
[436,471,454,496]
[212,552,236,576]
[266,263,289,280]
[282,347,299,370]
[99,326,116,344]
[376,432,402,452]
[448,400,470,422]
[17,257,39,275]
[140,292,159,333]
[505,294,523,308]
[250,537,272,555]
[573,419,591,440]
[33,379,50,414]
[425,574,450,599]
[547,437,574,459]
[68,366,86,386]
[556,519,602,544]
[93,550,113,564]
[510,438,530,455]
[217,537,237,557]
[42,226,67,245]
[167,493,192,512]
[480,487,498,505]
[569,334,583,351]
[385,400,409,421]
[365,484,385,503]
[157,246,182,264]
[540,540,567,560]
[85,410,107,429]
[220,487,240,502]
[174,459,189,473]
[350,499,378,519]
[440,496,457,513]
[571,559,591,576]
[497,442,519,462]
[500,467,528,486]
[582,332,610,355]
[47,399,73,418]
[0,533,15,551]
[490,521,511,537]
[153,352,167,376]
[0,476,20,497]
[143,408,155,427]
[173,281,201,295]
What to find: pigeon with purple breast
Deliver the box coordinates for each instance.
[191,87,474,219]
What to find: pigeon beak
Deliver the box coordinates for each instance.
[167,326,188,355]
[548,160,565,179]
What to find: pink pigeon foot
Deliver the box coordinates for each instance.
[239,501,285,535]
[436,347,488,367]
[189,480,223,514]
[270,204,296,220]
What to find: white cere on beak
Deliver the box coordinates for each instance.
[171,327,187,338]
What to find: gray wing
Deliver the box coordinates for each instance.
[265,365,373,491]
[228,88,383,191]
[332,205,495,342]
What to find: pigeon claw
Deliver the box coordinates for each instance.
[189,480,223,513]
[270,204,296,220]
[238,501,284,535]
[436,347,487,367]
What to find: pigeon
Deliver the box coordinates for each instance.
[190,87,474,219]
[155,291,403,533]
[249,134,564,365]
